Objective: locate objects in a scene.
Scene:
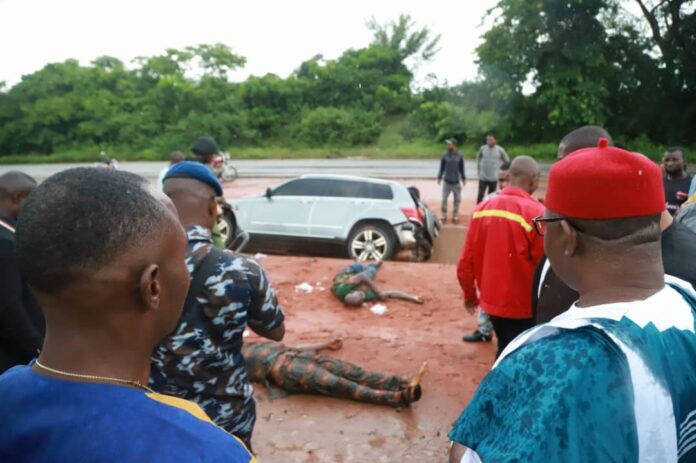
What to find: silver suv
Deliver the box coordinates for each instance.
[229,175,439,261]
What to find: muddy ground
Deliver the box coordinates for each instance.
[223,179,500,462]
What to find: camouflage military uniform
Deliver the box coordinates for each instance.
[331,262,380,302]
[243,342,415,407]
[150,226,285,449]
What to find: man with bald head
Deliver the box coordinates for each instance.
[557,125,612,160]
[151,161,285,450]
[0,168,255,462]
[457,156,545,356]
[0,171,43,372]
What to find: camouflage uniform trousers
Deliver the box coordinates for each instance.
[198,392,256,451]
[269,351,411,407]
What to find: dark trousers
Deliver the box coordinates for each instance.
[489,315,534,358]
[477,180,497,203]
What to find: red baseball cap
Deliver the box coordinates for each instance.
[545,138,664,219]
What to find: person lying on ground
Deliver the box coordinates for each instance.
[243,338,427,407]
[332,261,423,307]
[0,168,254,462]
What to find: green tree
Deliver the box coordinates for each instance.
[367,14,441,64]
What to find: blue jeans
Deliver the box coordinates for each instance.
[342,262,378,280]
[478,308,493,336]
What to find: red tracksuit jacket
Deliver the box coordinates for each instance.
[457,187,545,319]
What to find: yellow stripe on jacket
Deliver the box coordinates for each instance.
[472,209,534,232]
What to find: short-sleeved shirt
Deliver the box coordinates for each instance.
[150,226,285,405]
[664,175,693,215]
[449,328,638,462]
[0,365,255,462]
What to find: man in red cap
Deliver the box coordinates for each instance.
[449,139,696,462]
[457,156,544,357]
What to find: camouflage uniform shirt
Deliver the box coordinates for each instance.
[150,225,285,444]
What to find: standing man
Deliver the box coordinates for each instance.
[462,160,511,343]
[0,172,44,372]
[476,134,509,203]
[190,136,219,166]
[157,151,185,190]
[1,168,254,462]
[189,136,226,248]
[663,147,692,215]
[437,138,466,224]
[532,126,613,323]
[457,156,544,356]
[449,139,696,462]
[151,162,285,450]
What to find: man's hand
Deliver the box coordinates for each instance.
[461,179,467,187]
[437,179,442,186]
[465,300,477,315]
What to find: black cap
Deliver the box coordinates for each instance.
[191,136,219,156]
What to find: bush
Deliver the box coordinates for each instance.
[294,107,383,146]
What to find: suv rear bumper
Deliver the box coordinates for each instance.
[394,223,417,249]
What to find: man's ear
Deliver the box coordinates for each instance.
[560,221,578,257]
[208,197,218,222]
[139,264,161,312]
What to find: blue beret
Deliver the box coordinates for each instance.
[163,161,223,196]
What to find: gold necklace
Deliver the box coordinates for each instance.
[34,360,154,393]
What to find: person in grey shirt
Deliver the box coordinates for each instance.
[677,199,696,234]
[437,138,466,223]
[476,134,509,203]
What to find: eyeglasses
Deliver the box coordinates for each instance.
[532,216,566,236]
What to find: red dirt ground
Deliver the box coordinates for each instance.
[249,255,495,462]
[226,179,498,462]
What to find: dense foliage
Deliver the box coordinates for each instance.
[0,4,694,161]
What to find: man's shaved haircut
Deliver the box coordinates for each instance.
[509,156,539,178]
[666,147,685,157]
[15,168,171,292]
[163,178,216,201]
[569,214,661,251]
[0,171,36,195]
[559,126,612,158]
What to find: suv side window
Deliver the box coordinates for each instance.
[322,180,394,199]
[273,179,326,196]
[363,183,393,200]
[324,180,362,198]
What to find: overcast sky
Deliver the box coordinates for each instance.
[0,0,497,89]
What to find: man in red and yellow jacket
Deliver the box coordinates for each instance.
[457,156,545,357]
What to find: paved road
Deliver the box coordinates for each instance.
[0,159,552,179]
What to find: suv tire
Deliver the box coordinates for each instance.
[347,223,395,262]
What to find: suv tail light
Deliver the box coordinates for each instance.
[401,206,424,226]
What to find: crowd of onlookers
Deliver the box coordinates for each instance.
[446,126,696,462]
[0,127,695,462]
